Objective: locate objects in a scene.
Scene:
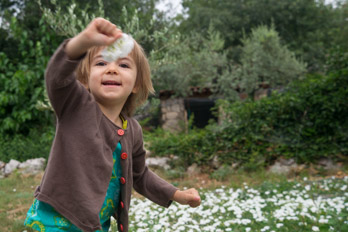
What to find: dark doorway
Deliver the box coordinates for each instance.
[184,98,216,128]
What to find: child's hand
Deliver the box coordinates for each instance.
[172,188,201,208]
[66,18,123,59]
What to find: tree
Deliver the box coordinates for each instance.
[37,0,229,98]
[0,0,167,136]
[0,0,165,57]
[216,25,306,100]
[178,0,346,72]
[0,17,55,135]
[150,25,228,97]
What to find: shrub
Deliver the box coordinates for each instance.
[144,128,215,167]
[215,72,348,164]
[0,126,55,163]
[146,71,348,168]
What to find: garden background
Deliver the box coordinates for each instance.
[0,0,347,231]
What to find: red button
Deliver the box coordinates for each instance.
[120,201,124,209]
[120,224,123,231]
[120,177,126,184]
[117,129,124,136]
[121,152,128,160]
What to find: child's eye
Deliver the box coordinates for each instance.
[96,61,107,66]
[119,63,130,68]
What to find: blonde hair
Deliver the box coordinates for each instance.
[75,40,154,117]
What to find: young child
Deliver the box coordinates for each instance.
[24,18,201,232]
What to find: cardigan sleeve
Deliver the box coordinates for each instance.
[45,39,88,118]
[131,120,178,208]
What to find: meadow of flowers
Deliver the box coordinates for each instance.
[110,176,348,232]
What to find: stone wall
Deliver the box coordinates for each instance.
[160,98,187,132]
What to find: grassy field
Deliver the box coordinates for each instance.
[0,171,40,232]
[1,168,347,232]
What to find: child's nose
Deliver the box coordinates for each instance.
[106,63,119,74]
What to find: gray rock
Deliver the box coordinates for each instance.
[231,162,240,169]
[269,157,304,175]
[187,163,201,176]
[278,157,295,166]
[317,158,338,170]
[18,158,46,174]
[269,161,292,175]
[4,159,21,176]
[212,155,220,169]
[0,161,5,178]
[146,157,171,170]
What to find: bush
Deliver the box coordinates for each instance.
[216,72,348,164]
[146,71,348,169]
[144,128,216,167]
[0,126,54,163]
[0,17,59,136]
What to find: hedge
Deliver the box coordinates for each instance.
[146,71,348,168]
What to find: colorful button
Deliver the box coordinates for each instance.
[117,129,124,136]
[120,224,123,231]
[121,152,128,160]
[120,201,124,209]
[120,177,126,184]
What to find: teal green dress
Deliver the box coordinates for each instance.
[24,142,123,232]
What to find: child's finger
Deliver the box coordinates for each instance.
[103,23,116,36]
[89,18,122,45]
[188,197,201,207]
[94,18,117,36]
[103,29,123,46]
[185,192,201,206]
[187,189,201,207]
[112,28,123,40]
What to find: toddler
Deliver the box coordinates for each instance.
[24,18,201,232]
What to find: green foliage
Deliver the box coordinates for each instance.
[0,0,167,161]
[0,1,62,161]
[144,128,215,167]
[0,126,54,163]
[39,0,229,99]
[330,1,348,53]
[1,0,346,165]
[147,71,348,168]
[151,26,228,97]
[210,165,233,181]
[0,17,57,135]
[37,0,105,38]
[180,0,346,72]
[38,0,166,53]
[216,25,306,100]
[135,97,161,129]
[214,71,348,164]
[326,45,348,75]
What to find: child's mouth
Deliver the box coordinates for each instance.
[102,81,121,86]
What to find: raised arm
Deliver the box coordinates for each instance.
[45,18,122,117]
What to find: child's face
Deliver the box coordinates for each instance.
[89,50,137,106]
